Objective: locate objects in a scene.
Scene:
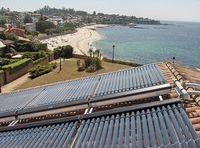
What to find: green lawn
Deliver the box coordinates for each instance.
[16,58,131,90]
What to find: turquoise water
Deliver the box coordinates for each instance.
[95,21,200,68]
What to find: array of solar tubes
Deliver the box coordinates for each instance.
[0,87,45,115]
[0,104,199,148]
[93,64,166,97]
[0,64,167,117]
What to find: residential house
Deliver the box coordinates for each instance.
[4,25,30,42]
[30,13,41,23]
[5,25,26,38]
[47,16,65,27]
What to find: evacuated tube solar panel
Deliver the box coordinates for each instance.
[93,64,166,97]
[0,103,199,147]
[0,87,45,116]
[0,63,167,117]
[24,76,99,109]
[172,105,197,147]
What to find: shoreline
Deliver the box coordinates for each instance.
[41,24,108,55]
[41,24,200,70]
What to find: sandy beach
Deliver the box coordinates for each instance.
[41,24,108,55]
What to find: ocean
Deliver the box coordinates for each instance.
[95,21,200,68]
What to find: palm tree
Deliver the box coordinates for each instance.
[94,49,100,58]
[88,49,93,57]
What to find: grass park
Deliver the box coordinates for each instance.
[15,58,131,90]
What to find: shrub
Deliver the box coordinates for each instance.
[85,57,102,73]
[91,58,102,70]
[85,65,97,73]
[84,57,93,68]
[29,63,57,78]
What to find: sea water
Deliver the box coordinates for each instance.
[95,21,200,68]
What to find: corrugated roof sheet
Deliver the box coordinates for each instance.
[0,64,168,117]
[0,103,199,147]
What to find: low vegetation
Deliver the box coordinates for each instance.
[29,63,57,79]
[0,58,19,67]
[77,57,102,73]
[85,57,102,73]
[16,59,131,90]
[22,51,47,61]
[2,58,31,70]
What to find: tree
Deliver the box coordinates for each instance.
[88,49,93,57]
[36,21,55,33]
[94,49,100,58]
[24,14,33,24]
[39,15,48,21]
[61,45,74,58]
[0,18,6,27]
[93,11,96,16]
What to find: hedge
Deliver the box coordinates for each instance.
[2,58,31,70]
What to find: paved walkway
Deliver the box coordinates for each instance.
[1,73,30,93]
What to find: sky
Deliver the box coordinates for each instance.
[0,0,200,22]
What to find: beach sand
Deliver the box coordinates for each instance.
[41,24,108,55]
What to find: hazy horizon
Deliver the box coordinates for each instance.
[0,0,200,22]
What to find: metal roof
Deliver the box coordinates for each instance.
[0,64,168,117]
[0,103,199,148]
